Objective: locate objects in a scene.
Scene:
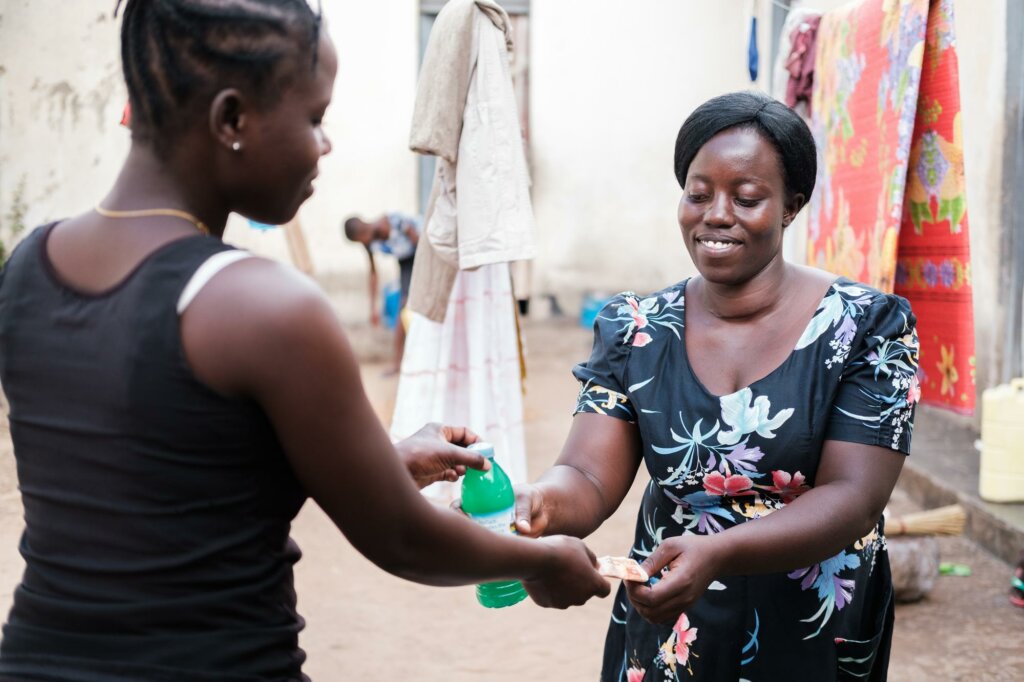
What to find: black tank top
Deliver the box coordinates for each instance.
[0,224,308,681]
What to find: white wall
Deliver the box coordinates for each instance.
[0,0,770,313]
[950,0,1008,395]
[0,0,1013,355]
[223,0,422,316]
[0,0,420,324]
[287,0,420,281]
[0,3,126,237]
[529,0,769,298]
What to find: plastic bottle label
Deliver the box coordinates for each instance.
[469,506,517,536]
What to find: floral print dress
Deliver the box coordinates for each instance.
[574,278,920,682]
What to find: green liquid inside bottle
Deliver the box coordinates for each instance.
[461,442,528,608]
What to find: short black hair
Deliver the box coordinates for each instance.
[674,91,817,202]
[115,0,322,154]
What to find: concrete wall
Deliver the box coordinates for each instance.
[953,0,1009,398]
[0,4,126,244]
[0,0,771,318]
[280,0,420,285]
[529,0,771,298]
[224,0,423,314]
[0,0,1014,384]
[0,0,421,324]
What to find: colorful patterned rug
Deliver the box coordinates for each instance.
[808,0,975,413]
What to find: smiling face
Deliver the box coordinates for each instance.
[678,126,802,286]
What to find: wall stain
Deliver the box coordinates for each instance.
[0,176,28,264]
[88,69,121,133]
[47,81,83,127]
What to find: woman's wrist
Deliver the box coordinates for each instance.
[700,530,736,578]
[534,467,604,537]
[529,482,556,534]
[519,535,556,582]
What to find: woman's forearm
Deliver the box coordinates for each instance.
[376,501,552,587]
[365,488,611,609]
[705,479,881,577]
[705,441,904,577]
[526,414,642,539]
[535,464,617,538]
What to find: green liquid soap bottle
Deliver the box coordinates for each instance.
[461,442,528,608]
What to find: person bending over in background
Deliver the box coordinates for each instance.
[344,212,420,372]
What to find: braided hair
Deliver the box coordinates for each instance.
[114,0,322,154]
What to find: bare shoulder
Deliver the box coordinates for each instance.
[180,256,349,397]
[186,256,334,331]
[788,264,843,305]
[790,264,841,288]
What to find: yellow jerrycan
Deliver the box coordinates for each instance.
[979,378,1024,502]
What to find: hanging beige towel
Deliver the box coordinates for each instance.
[407,0,536,321]
[409,0,512,164]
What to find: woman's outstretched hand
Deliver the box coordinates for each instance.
[624,534,720,624]
[395,423,488,489]
[523,535,612,609]
[512,483,552,537]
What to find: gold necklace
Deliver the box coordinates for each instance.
[94,205,210,236]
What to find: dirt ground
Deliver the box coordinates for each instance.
[0,319,1021,680]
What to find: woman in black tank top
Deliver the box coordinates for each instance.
[0,2,610,680]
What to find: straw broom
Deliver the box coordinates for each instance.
[886,504,966,537]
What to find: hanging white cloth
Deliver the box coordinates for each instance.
[390,262,527,504]
[395,0,532,501]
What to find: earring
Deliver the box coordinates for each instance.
[231,141,242,152]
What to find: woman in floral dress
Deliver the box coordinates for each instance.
[514,92,919,681]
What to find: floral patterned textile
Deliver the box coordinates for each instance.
[807,0,974,413]
[574,279,919,681]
